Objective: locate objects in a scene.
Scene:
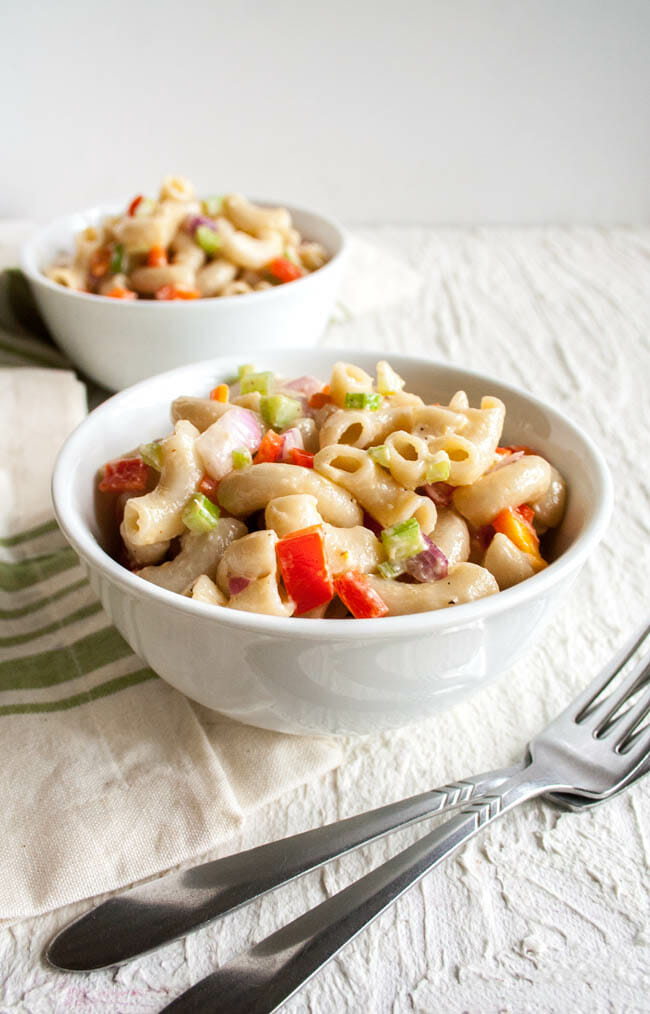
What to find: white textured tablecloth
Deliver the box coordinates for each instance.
[2,226,649,1013]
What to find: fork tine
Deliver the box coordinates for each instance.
[588,653,650,735]
[572,618,650,722]
[613,677,650,748]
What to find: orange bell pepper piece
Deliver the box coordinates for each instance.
[492,506,547,570]
[209,383,229,403]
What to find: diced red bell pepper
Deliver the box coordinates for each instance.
[99,457,149,493]
[276,525,334,614]
[333,571,389,619]
[290,448,314,468]
[147,245,168,267]
[89,247,112,279]
[517,503,535,526]
[155,285,201,300]
[267,256,303,284]
[254,429,284,464]
[198,474,220,501]
[128,194,144,216]
[309,385,332,410]
[495,444,538,457]
[105,286,137,300]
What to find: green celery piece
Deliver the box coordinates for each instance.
[381,517,425,563]
[344,392,383,411]
[241,371,275,396]
[368,445,390,468]
[202,195,223,217]
[260,394,302,432]
[109,243,125,275]
[195,225,222,256]
[424,456,451,483]
[377,560,405,580]
[238,364,256,380]
[182,493,221,534]
[139,441,163,471]
[232,448,252,469]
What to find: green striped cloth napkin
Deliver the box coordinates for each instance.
[0,247,342,926]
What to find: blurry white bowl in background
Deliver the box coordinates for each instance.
[21,202,346,391]
[51,349,613,737]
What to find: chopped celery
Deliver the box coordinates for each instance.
[238,363,255,380]
[376,361,405,395]
[424,455,451,483]
[232,448,252,469]
[195,225,222,256]
[202,195,223,217]
[378,560,405,580]
[260,394,302,431]
[138,440,163,471]
[182,493,221,534]
[241,370,275,396]
[381,517,425,563]
[368,445,390,468]
[109,243,125,275]
[344,392,383,411]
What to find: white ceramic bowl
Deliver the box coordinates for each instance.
[52,349,612,737]
[22,203,347,392]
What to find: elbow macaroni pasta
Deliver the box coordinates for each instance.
[45,176,329,300]
[99,359,566,619]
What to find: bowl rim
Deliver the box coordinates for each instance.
[52,348,613,641]
[21,199,347,309]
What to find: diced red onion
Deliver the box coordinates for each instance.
[185,214,218,235]
[489,450,525,473]
[281,427,304,461]
[229,576,250,596]
[363,511,383,538]
[196,406,262,480]
[405,535,448,582]
[422,482,454,508]
[284,375,324,399]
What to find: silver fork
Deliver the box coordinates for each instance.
[160,620,650,1014]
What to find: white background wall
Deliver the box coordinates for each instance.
[1,0,648,224]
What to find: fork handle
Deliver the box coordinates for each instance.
[47,766,518,971]
[163,767,546,1014]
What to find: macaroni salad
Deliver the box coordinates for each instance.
[97,361,567,619]
[45,176,328,300]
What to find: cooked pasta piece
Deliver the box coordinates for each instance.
[218,463,364,527]
[196,258,238,297]
[318,401,417,450]
[190,574,227,606]
[214,216,283,270]
[45,265,85,289]
[384,431,448,490]
[430,509,470,566]
[365,564,498,616]
[415,395,505,485]
[314,445,436,533]
[329,362,375,408]
[217,530,294,616]
[171,396,232,432]
[137,518,246,594]
[483,532,539,589]
[530,465,567,532]
[121,420,202,545]
[129,263,196,296]
[171,230,207,272]
[453,455,552,528]
[222,193,292,240]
